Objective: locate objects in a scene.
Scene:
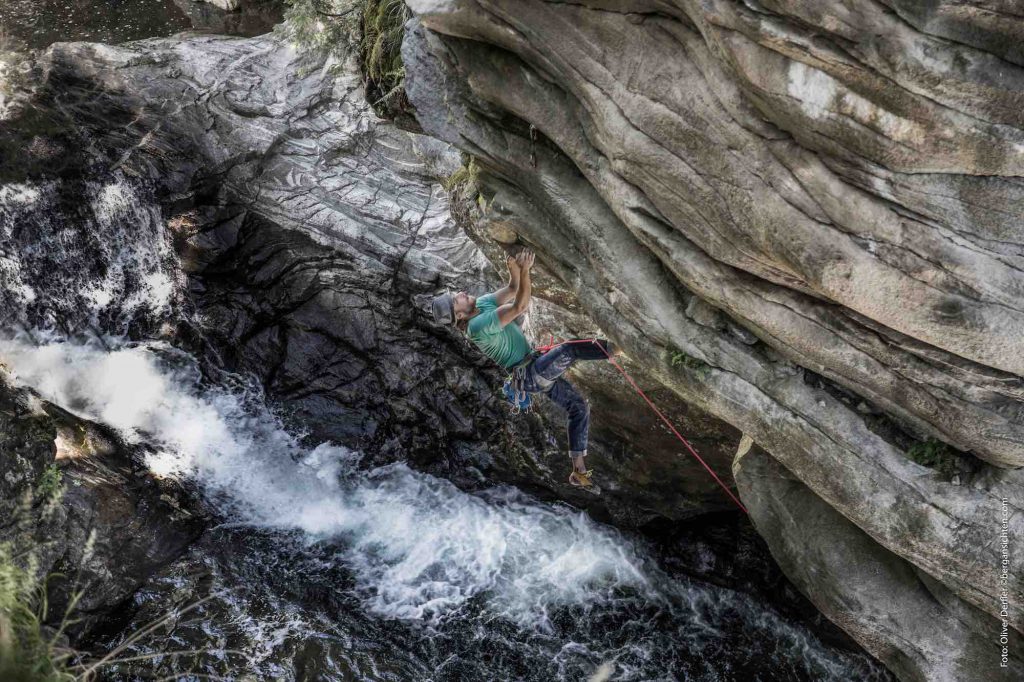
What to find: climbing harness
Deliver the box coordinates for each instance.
[501,350,554,414]
[502,363,533,414]
[530,337,749,514]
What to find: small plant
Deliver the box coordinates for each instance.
[1,539,238,680]
[361,0,412,111]
[443,157,488,225]
[34,466,63,505]
[906,438,961,478]
[442,157,481,195]
[669,348,712,379]
[0,544,76,682]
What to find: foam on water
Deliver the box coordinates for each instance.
[0,172,178,333]
[0,335,655,627]
[0,335,890,679]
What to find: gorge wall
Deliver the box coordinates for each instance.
[400,1,1024,679]
[0,15,744,638]
[2,1,1022,677]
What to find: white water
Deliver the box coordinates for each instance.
[0,173,178,332]
[0,335,655,628]
[0,334,886,679]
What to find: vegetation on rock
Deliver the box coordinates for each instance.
[442,156,480,194]
[33,466,62,505]
[443,156,486,226]
[281,0,413,120]
[278,0,359,59]
[906,438,962,479]
[669,348,711,380]
[0,500,75,682]
[360,0,411,116]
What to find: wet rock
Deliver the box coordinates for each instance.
[401,2,1024,677]
[199,0,241,10]
[0,372,205,633]
[2,31,743,524]
[172,0,284,36]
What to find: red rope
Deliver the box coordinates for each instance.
[535,338,748,514]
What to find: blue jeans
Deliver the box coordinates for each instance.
[520,339,613,457]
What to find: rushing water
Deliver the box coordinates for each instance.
[0,335,891,680]
[0,174,182,334]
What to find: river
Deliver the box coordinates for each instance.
[0,334,890,680]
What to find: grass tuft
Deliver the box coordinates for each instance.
[0,545,75,682]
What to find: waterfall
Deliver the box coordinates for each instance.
[0,171,181,335]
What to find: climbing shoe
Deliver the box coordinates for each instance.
[569,469,600,494]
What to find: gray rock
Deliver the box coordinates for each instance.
[200,0,241,10]
[735,444,1023,681]
[171,0,283,36]
[401,1,1024,675]
[3,31,742,526]
[402,2,1024,467]
[0,372,204,633]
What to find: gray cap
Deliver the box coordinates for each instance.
[430,292,456,327]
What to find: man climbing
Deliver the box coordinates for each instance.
[430,248,618,491]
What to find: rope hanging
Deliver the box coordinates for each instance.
[533,338,749,514]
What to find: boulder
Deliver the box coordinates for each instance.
[0,372,205,632]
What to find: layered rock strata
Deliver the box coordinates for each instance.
[401,1,1024,677]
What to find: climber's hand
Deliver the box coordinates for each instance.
[517,249,536,270]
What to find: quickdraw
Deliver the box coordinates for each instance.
[502,361,533,414]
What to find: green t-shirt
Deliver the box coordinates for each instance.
[467,293,532,369]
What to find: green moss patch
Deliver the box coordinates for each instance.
[906,438,962,479]
[668,348,711,379]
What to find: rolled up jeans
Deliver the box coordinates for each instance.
[519,339,614,458]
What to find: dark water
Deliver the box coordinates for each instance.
[0,0,282,50]
[90,526,890,682]
[0,336,893,682]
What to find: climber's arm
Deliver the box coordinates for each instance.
[493,254,520,306]
[496,250,533,327]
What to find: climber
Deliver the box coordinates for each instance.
[430,248,619,492]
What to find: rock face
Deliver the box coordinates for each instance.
[172,0,283,36]
[199,0,242,11]
[2,29,740,530]
[5,3,1020,676]
[735,445,1023,681]
[401,1,1024,679]
[0,371,204,632]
